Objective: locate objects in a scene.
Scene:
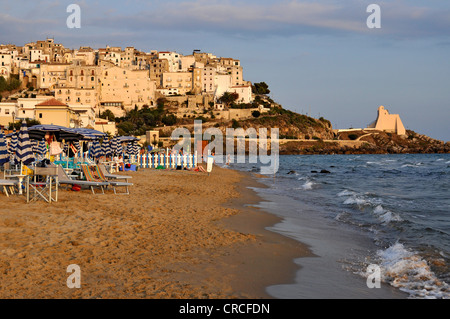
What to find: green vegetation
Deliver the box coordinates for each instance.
[115,98,180,136]
[251,110,261,118]
[252,82,270,95]
[219,92,239,108]
[0,75,22,93]
[9,118,41,130]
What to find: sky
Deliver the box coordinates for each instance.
[1,0,449,141]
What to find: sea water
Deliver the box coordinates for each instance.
[226,154,449,299]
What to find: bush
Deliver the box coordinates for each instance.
[251,110,261,118]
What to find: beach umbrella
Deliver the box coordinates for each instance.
[28,125,84,142]
[39,139,47,156]
[116,141,123,156]
[133,142,140,155]
[71,128,107,141]
[32,139,46,157]
[102,140,112,158]
[8,128,18,154]
[114,136,138,143]
[16,120,34,166]
[0,129,8,165]
[110,138,118,156]
[90,139,103,159]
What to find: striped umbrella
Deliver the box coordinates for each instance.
[102,140,112,158]
[133,142,140,155]
[110,138,118,156]
[91,140,102,159]
[0,129,8,165]
[116,141,123,156]
[8,128,18,154]
[39,139,47,157]
[16,120,34,166]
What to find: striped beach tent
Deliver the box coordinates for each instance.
[0,129,8,165]
[16,121,34,166]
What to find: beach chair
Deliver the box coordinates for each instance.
[57,164,109,195]
[98,163,132,183]
[80,164,133,195]
[0,179,19,197]
[26,166,58,204]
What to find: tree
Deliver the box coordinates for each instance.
[100,109,115,121]
[252,110,261,118]
[252,82,270,95]
[219,92,239,107]
[0,76,7,92]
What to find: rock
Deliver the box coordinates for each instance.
[311,170,318,173]
[320,169,331,174]
[287,170,296,175]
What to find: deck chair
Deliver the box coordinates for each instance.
[81,164,133,195]
[0,179,19,197]
[26,166,59,203]
[57,165,109,195]
[98,163,132,183]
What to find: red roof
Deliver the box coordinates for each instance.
[35,98,68,107]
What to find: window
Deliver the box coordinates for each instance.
[39,113,43,118]
[91,77,94,81]
[5,109,9,115]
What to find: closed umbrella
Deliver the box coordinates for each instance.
[0,129,8,165]
[16,121,34,166]
[91,140,102,159]
[111,138,118,156]
[102,140,112,158]
[9,128,17,154]
[116,141,123,156]
[39,139,47,157]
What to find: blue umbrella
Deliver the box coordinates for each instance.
[111,138,118,156]
[102,140,112,158]
[91,140,103,159]
[0,129,8,165]
[133,142,140,155]
[72,128,107,140]
[39,139,47,156]
[116,141,123,156]
[9,128,17,154]
[28,125,84,142]
[16,121,34,166]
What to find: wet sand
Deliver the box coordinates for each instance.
[0,166,308,299]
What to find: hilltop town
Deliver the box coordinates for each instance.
[0,38,271,135]
[0,38,448,154]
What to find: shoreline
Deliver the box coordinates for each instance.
[216,169,312,298]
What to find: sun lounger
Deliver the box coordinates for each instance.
[56,164,109,195]
[98,163,132,182]
[80,164,133,195]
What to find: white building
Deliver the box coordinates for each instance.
[0,53,12,78]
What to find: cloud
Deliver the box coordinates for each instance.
[1,0,449,46]
[84,0,450,39]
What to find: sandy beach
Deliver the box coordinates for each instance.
[0,165,308,299]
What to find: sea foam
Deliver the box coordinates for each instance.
[376,243,450,299]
